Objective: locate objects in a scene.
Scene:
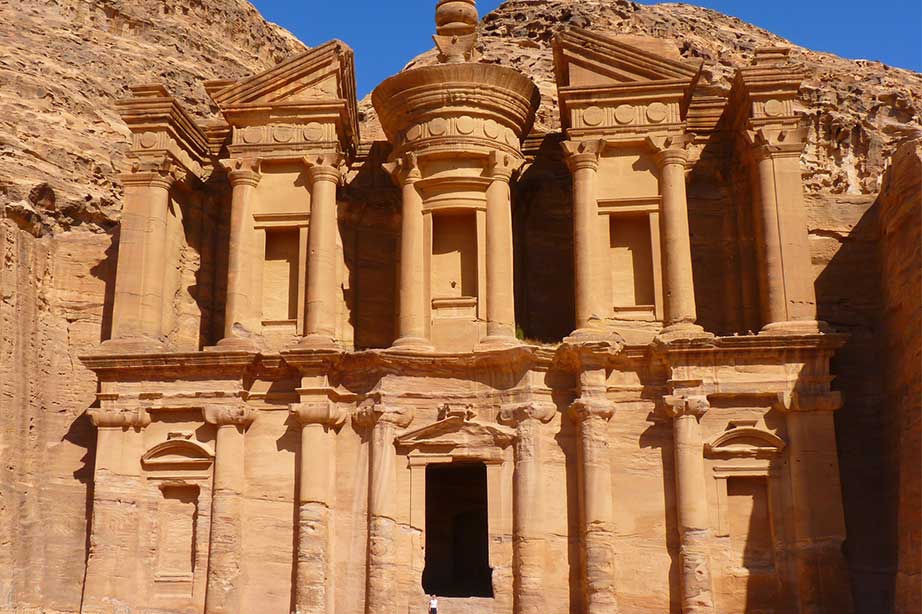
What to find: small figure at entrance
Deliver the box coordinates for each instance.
[429,594,438,614]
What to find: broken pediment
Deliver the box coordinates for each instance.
[206,40,359,153]
[704,426,786,459]
[396,415,515,451]
[553,28,701,89]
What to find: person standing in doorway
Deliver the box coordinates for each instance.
[429,594,438,614]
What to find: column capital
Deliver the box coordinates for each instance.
[88,407,151,429]
[746,125,807,160]
[485,150,525,183]
[382,151,421,186]
[568,397,615,422]
[647,133,696,167]
[664,395,710,419]
[499,401,556,426]
[561,138,606,172]
[220,157,262,187]
[120,156,183,190]
[304,152,345,184]
[203,403,254,428]
[353,402,414,430]
[290,400,348,428]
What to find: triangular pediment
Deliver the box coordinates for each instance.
[553,28,701,88]
[209,40,356,109]
[396,416,515,450]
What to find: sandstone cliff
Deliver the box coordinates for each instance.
[0,0,919,611]
[0,1,302,611]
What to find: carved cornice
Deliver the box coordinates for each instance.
[203,403,254,428]
[88,407,151,429]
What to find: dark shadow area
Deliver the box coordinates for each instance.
[814,199,896,612]
[88,228,118,342]
[513,133,574,342]
[422,462,493,598]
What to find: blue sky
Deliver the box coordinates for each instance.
[251,0,921,98]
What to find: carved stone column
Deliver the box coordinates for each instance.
[203,404,254,614]
[665,395,715,613]
[290,401,347,614]
[748,127,822,333]
[356,404,414,614]
[562,140,606,332]
[481,151,524,346]
[82,407,151,610]
[383,154,432,351]
[499,401,556,614]
[300,154,343,348]
[569,371,619,613]
[108,163,177,350]
[648,135,707,340]
[216,158,262,349]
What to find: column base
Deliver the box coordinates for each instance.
[387,336,434,353]
[564,326,625,345]
[205,335,260,352]
[97,335,167,354]
[656,322,715,344]
[297,333,340,350]
[759,320,832,336]
[476,334,523,350]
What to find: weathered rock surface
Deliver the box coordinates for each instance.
[0,1,302,611]
[0,0,919,612]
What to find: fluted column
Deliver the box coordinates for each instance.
[383,153,432,351]
[356,404,414,614]
[562,140,606,332]
[748,127,823,334]
[300,154,343,348]
[570,369,618,613]
[648,135,707,340]
[291,401,347,614]
[481,151,524,346]
[499,402,556,614]
[203,404,254,614]
[107,163,177,350]
[82,407,150,611]
[665,395,715,613]
[216,158,262,349]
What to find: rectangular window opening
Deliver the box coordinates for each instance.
[422,462,493,598]
[610,213,655,307]
[431,212,478,300]
[262,228,300,322]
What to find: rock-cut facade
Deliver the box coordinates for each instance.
[78,1,857,612]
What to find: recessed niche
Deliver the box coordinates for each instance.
[156,485,198,582]
[610,214,654,308]
[262,228,300,322]
[431,212,478,301]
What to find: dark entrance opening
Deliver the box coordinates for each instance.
[422,462,493,598]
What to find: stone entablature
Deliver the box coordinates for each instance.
[79,3,854,612]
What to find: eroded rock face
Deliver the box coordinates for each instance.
[0,1,302,611]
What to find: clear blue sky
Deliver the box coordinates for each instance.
[251,0,921,98]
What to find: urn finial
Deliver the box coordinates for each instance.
[434,0,479,63]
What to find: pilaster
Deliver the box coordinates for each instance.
[664,395,715,613]
[499,401,556,614]
[202,403,254,614]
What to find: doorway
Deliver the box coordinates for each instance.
[422,462,493,598]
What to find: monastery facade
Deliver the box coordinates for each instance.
[79,1,853,612]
